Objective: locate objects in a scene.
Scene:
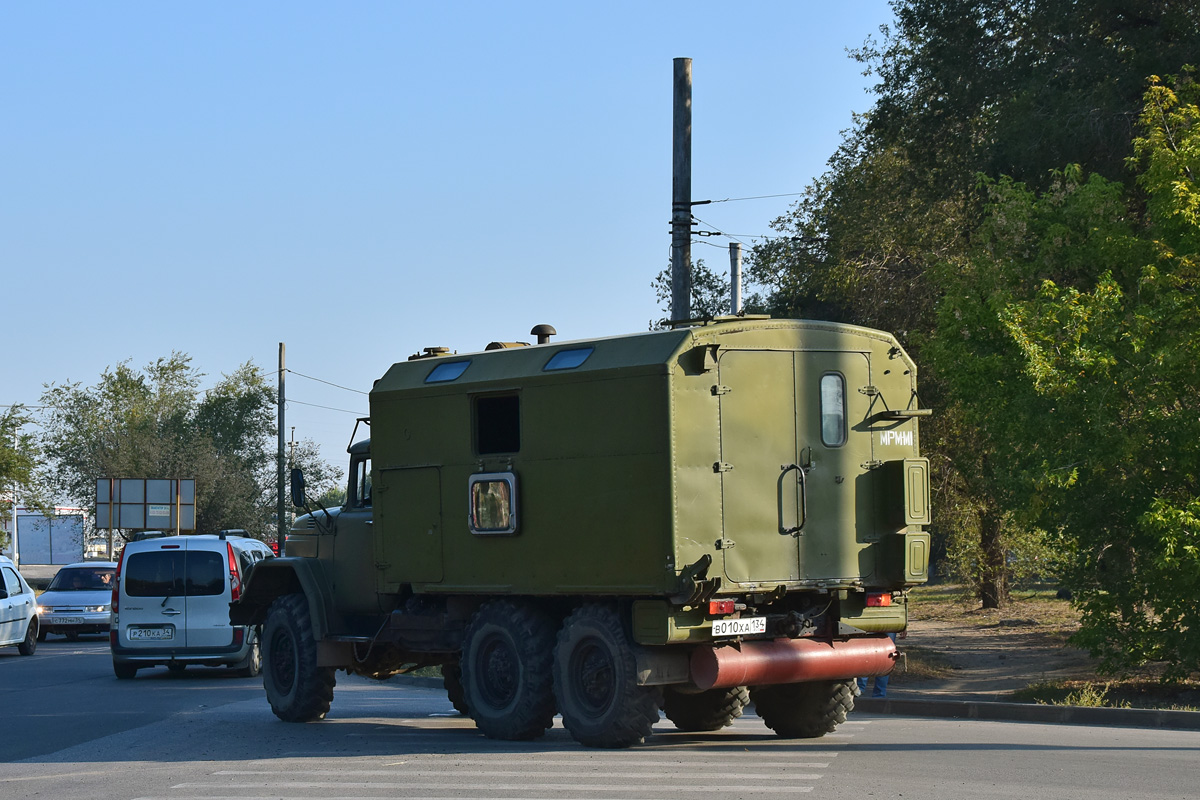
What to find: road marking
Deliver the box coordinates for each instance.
[173,781,817,793]
[211,768,828,779]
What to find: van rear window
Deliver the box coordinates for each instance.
[125,551,225,597]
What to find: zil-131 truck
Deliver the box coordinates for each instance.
[231,317,931,747]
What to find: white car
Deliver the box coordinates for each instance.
[0,555,39,655]
[111,533,273,678]
[36,561,118,640]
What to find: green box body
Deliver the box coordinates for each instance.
[361,318,929,600]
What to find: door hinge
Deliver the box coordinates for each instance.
[715,538,736,550]
[859,385,879,397]
[711,384,732,396]
[713,461,734,473]
[861,460,884,470]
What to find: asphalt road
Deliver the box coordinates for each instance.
[3,639,1199,800]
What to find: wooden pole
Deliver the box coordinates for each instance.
[671,57,693,323]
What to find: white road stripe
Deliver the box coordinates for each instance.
[211,768,829,779]
[173,781,819,792]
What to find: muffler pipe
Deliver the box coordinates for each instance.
[690,635,898,690]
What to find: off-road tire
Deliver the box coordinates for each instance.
[663,685,749,731]
[443,662,468,715]
[263,593,336,722]
[460,600,557,740]
[18,619,38,655]
[234,627,263,678]
[553,604,662,748]
[750,679,856,739]
[113,661,138,680]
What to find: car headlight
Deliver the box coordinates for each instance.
[88,606,110,613]
[37,605,48,615]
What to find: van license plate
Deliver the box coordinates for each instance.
[711,617,767,637]
[130,627,173,641]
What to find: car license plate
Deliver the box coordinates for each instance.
[54,617,84,625]
[711,616,767,637]
[129,627,173,641]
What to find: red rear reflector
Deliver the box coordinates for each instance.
[708,599,736,615]
[866,593,892,607]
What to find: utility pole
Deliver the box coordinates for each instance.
[671,57,693,323]
[729,242,743,315]
[277,343,286,549]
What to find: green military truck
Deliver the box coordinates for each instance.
[232,317,931,747]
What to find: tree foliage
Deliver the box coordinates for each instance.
[749,0,1200,612]
[38,353,339,543]
[932,74,1200,676]
[0,405,44,549]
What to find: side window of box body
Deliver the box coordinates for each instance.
[468,472,518,535]
[820,372,847,448]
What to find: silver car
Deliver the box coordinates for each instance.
[36,561,118,641]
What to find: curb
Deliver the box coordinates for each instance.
[853,695,1200,731]
[390,675,1200,732]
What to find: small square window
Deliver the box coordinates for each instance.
[476,394,520,454]
[469,472,518,535]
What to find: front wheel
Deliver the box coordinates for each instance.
[553,604,661,748]
[750,680,856,739]
[263,594,336,722]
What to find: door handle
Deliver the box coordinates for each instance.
[161,609,182,616]
[780,463,808,536]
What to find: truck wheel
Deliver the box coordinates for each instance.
[553,604,661,748]
[263,593,336,722]
[663,685,749,731]
[750,679,856,738]
[460,600,557,740]
[443,662,468,715]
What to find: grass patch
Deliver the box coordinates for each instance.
[1013,679,1200,711]
[908,585,1079,630]
[892,645,957,682]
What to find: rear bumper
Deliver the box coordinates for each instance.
[111,636,250,667]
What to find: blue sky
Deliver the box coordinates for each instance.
[2,2,896,480]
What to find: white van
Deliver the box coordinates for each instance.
[110,533,273,679]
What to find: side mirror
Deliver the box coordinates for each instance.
[290,468,306,508]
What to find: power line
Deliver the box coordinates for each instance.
[705,191,805,204]
[285,369,368,395]
[286,399,367,415]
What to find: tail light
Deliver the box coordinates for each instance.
[112,545,126,614]
[708,599,736,616]
[227,542,241,602]
[866,592,893,607]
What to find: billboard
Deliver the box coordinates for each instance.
[13,509,86,566]
[95,478,196,532]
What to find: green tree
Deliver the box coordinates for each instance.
[38,353,338,544]
[0,405,44,550]
[933,75,1200,676]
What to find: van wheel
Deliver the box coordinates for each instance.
[263,594,335,722]
[18,620,38,655]
[663,685,749,731]
[553,604,662,748]
[750,680,856,738]
[443,662,468,715]
[460,600,557,740]
[114,662,138,679]
[235,627,263,678]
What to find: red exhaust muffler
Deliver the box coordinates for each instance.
[690,635,898,690]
